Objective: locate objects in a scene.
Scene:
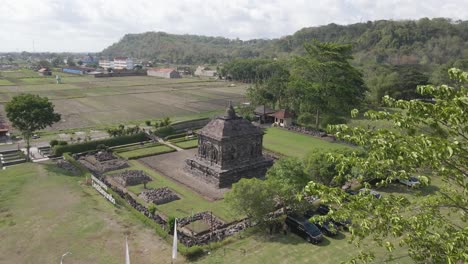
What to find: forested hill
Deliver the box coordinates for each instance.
[102,18,468,66]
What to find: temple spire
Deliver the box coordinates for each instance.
[224,101,236,119]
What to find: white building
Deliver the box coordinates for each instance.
[194,66,217,77]
[99,57,134,70]
[113,57,134,70]
[99,59,114,69]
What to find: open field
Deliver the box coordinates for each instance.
[263,127,353,158]
[0,69,248,131]
[0,162,182,264]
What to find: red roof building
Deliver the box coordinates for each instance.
[269,109,294,127]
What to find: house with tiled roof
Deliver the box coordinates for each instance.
[269,109,294,127]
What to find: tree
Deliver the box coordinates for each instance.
[303,150,352,186]
[51,56,63,67]
[225,178,277,226]
[304,68,468,263]
[67,57,76,66]
[226,158,310,227]
[5,94,61,161]
[289,41,367,129]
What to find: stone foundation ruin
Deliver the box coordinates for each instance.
[78,151,128,175]
[138,187,180,205]
[111,170,152,187]
[185,104,273,188]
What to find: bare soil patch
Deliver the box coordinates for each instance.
[139,149,228,201]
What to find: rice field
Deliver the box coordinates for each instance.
[0,69,249,130]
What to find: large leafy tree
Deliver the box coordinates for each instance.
[305,68,467,263]
[225,158,310,226]
[5,94,61,161]
[289,41,367,129]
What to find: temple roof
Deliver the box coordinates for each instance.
[198,104,264,140]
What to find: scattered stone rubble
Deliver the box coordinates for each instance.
[56,159,80,175]
[78,151,128,175]
[112,170,152,187]
[285,125,329,138]
[139,187,179,205]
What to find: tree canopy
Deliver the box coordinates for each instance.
[288,41,367,128]
[304,68,468,263]
[5,94,61,160]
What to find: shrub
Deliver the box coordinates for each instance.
[50,139,59,146]
[184,245,204,261]
[58,141,68,146]
[96,144,108,151]
[154,126,174,137]
[164,132,189,140]
[148,204,157,215]
[297,112,315,127]
[53,133,147,156]
[167,216,176,232]
[320,115,347,128]
[145,120,151,126]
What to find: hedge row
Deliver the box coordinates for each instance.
[53,133,148,156]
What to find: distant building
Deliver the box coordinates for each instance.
[270,109,294,128]
[194,66,217,77]
[113,57,134,70]
[254,105,275,124]
[62,66,95,75]
[99,57,134,70]
[99,59,113,69]
[38,67,52,76]
[147,68,181,78]
[0,123,9,137]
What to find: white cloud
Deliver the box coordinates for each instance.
[0,0,467,52]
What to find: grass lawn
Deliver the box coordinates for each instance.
[263,127,353,158]
[122,161,235,222]
[0,162,181,264]
[0,79,13,85]
[196,228,412,264]
[171,139,198,149]
[117,145,175,159]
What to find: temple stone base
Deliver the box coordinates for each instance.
[185,157,273,188]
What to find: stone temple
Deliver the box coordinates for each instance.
[185,104,273,188]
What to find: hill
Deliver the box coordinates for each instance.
[102,18,468,67]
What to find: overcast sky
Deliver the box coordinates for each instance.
[1,0,467,52]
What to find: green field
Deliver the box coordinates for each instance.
[0,79,14,85]
[263,127,353,158]
[0,69,248,131]
[0,163,180,264]
[115,161,235,222]
[117,145,175,159]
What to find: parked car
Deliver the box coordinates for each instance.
[308,205,347,234]
[285,214,323,244]
[398,176,421,187]
[359,188,382,199]
[32,134,40,139]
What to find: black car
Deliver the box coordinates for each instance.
[313,205,351,232]
[304,207,339,236]
[285,215,323,244]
